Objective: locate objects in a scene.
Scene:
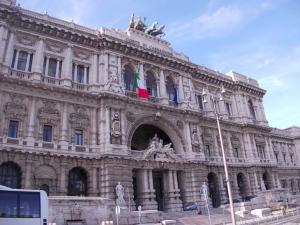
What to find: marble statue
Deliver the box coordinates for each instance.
[129,13,135,29]
[115,181,126,206]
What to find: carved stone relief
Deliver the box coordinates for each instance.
[69,106,90,129]
[110,109,122,144]
[37,101,61,141]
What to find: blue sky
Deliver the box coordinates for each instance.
[17,0,300,129]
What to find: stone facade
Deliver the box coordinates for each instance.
[0,0,300,220]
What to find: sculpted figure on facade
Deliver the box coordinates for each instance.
[191,127,201,152]
[104,67,124,94]
[38,101,60,125]
[115,181,126,206]
[111,111,122,144]
[144,134,179,161]
[129,13,135,29]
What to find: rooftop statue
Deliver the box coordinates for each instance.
[128,15,165,37]
[135,16,147,32]
[129,14,135,29]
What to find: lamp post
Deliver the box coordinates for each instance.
[203,87,236,225]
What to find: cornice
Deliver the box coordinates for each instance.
[0,4,266,97]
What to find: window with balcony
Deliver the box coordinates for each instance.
[8,120,19,138]
[11,50,33,72]
[43,57,62,78]
[248,100,256,119]
[75,129,83,145]
[165,77,176,101]
[145,71,157,97]
[123,65,134,91]
[197,95,203,110]
[43,125,52,142]
[225,102,232,116]
[233,147,239,158]
[256,145,266,159]
[204,145,211,157]
[72,63,89,84]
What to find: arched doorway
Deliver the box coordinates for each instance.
[207,172,221,208]
[263,171,272,190]
[237,173,247,201]
[131,124,173,150]
[68,167,88,196]
[0,161,21,188]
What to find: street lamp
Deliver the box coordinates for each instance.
[203,87,236,225]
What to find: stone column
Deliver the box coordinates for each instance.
[32,38,44,81]
[90,53,98,84]
[136,169,156,210]
[0,25,7,63]
[91,108,97,146]
[25,160,32,189]
[103,53,109,84]
[254,172,259,193]
[178,76,184,104]
[277,173,281,189]
[26,97,36,146]
[62,45,72,87]
[59,164,67,195]
[159,69,168,104]
[184,122,193,156]
[92,166,98,196]
[4,30,15,67]
[164,170,183,212]
[105,106,110,147]
[60,103,69,149]
[139,63,144,82]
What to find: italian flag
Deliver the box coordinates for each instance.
[133,69,149,99]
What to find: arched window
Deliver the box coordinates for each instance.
[0,162,21,188]
[123,65,135,91]
[248,100,256,119]
[165,77,176,101]
[68,167,88,196]
[145,71,157,97]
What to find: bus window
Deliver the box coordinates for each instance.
[19,192,40,218]
[0,192,18,218]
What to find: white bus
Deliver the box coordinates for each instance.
[0,185,48,225]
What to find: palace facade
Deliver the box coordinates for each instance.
[0,0,300,214]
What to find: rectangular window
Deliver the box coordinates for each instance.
[48,58,57,77]
[256,145,266,159]
[0,191,18,218]
[28,53,33,72]
[233,147,239,158]
[197,95,203,110]
[8,120,19,138]
[77,65,84,83]
[43,125,52,142]
[204,145,211,157]
[0,191,40,218]
[17,51,28,71]
[75,129,83,145]
[225,102,232,116]
[19,192,40,218]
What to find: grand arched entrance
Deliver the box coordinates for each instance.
[207,172,221,208]
[130,123,182,212]
[237,173,247,201]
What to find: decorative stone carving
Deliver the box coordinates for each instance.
[191,127,201,152]
[37,101,60,125]
[104,66,124,94]
[16,32,37,46]
[73,49,90,60]
[110,111,122,144]
[4,94,27,120]
[176,120,183,129]
[69,106,90,129]
[125,111,136,123]
[143,134,180,161]
[45,42,64,53]
[71,202,82,220]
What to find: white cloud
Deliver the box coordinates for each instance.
[167,6,241,40]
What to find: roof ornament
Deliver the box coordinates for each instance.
[128,15,165,37]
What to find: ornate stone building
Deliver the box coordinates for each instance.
[0,0,300,214]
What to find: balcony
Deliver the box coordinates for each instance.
[41,76,62,86]
[10,69,32,80]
